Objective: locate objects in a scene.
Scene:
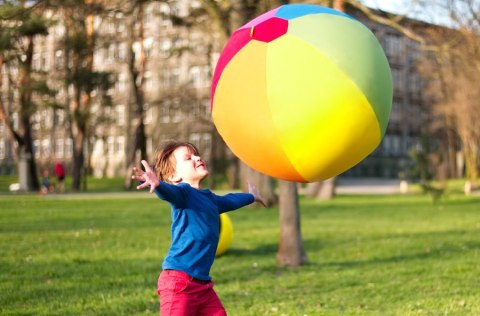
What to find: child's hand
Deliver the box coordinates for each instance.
[132,160,160,193]
[248,182,267,207]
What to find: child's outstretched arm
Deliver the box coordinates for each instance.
[132,160,160,193]
[132,160,186,205]
[248,182,267,207]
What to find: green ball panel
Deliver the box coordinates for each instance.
[288,14,393,135]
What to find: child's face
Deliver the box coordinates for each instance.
[169,146,208,187]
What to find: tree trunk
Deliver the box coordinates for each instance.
[241,163,277,207]
[23,118,39,190]
[307,178,337,200]
[124,1,147,190]
[277,180,308,267]
[72,125,86,190]
[71,0,95,191]
[0,53,37,191]
[18,34,40,191]
[462,136,478,185]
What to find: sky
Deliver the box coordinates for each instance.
[359,0,452,26]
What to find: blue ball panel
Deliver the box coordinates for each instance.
[275,4,353,20]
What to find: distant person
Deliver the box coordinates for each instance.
[54,161,65,193]
[132,141,265,315]
[40,169,53,195]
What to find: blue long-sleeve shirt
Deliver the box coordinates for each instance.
[154,181,254,280]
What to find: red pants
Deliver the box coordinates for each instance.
[157,270,227,316]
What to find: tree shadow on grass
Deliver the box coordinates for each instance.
[227,243,278,258]
[219,228,480,284]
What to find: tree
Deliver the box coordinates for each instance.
[0,1,52,191]
[420,26,480,186]
[58,0,112,191]
[122,0,148,190]
[363,0,480,188]
[352,0,480,188]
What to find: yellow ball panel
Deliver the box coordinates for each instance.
[212,40,306,181]
[267,35,382,181]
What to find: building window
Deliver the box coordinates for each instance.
[105,20,115,34]
[41,109,51,128]
[55,50,64,70]
[392,68,404,92]
[115,105,125,126]
[173,37,183,51]
[201,99,210,117]
[144,11,153,29]
[133,41,141,61]
[144,71,153,91]
[32,112,41,131]
[66,138,73,158]
[189,66,201,88]
[55,139,64,158]
[147,137,153,156]
[189,133,212,159]
[34,140,40,158]
[408,73,422,94]
[384,34,402,57]
[171,1,181,17]
[172,99,181,122]
[191,99,210,120]
[116,136,125,154]
[144,37,153,58]
[392,135,402,156]
[159,4,172,27]
[33,53,41,70]
[108,43,116,63]
[161,70,170,87]
[144,103,153,125]
[107,136,115,154]
[117,73,126,92]
[390,101,401,123]
[0,140,5,159]
[160,39,172,58]
[161,100,170,123]
[118,42,127,61]
[55,109,65,125]
[55,24,65,37]
[42,52,49,71]
[171,68,180,86]
[42,139,51,158]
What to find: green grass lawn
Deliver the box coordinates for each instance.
[1,192,479,315]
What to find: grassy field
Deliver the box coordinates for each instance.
[1,191,479,315]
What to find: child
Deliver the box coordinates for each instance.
[132,141,265,315]
[40,169,52,195]
[54,161,65,193]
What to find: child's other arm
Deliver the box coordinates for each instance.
[216,183,266,213]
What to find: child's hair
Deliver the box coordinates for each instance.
[154,141,201,184]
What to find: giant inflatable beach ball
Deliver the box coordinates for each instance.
[211,4,393,182]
